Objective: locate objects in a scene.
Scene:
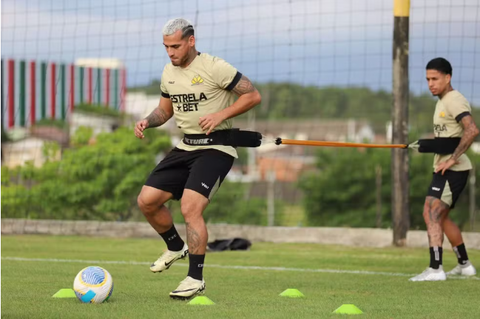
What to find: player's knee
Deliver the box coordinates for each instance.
[137,193,156,215]
[180,200,203,220]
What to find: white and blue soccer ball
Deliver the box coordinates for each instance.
[73,266,114,303]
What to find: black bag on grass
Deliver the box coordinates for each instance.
[207,238,252,252]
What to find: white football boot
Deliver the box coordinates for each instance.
[169,276,206,300]
[446,261,477,276]
[409,266,446,282]
[150,243,188,273]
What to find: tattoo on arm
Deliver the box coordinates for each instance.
[450,115,479,161]
[185,222,201,254]
[232,75,256,96]
[145,108,169,128]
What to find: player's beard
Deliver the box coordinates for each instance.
[172,54,189,67]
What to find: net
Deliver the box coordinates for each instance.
[1,0,479,236]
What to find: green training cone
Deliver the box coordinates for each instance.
[279,289,305,298]
[188,296,215,305]
[52,289,77,298]
[333,304,363,315]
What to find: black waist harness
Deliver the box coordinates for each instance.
[417,137,461,155]
[183,129,262,148]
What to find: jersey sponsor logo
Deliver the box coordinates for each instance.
[171,92,208,112]
[434,124,447,132]
[191,75,204,86]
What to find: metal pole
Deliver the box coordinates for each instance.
[392,0,410,246]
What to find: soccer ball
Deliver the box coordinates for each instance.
[73,266,114,303]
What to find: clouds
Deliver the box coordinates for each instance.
[2,0,479,103]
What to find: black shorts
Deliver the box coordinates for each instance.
[427,170,469,209]
[145,148,234,200]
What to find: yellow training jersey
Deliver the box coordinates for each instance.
[160,52,241,158]
[432,90,472,171]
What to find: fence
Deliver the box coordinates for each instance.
[1,0,479,241]
[1,58,126,129]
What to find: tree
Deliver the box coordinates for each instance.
[299,147,479,230]
[1,126,172,221]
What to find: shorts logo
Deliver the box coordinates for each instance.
[201,182,210,190]
[432,187,441,191]
[191,75,204,86]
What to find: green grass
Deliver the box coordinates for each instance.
[2,235,479,319]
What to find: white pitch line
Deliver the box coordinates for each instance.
[2,256,478,280]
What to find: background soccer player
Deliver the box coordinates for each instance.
[409,57,478,282]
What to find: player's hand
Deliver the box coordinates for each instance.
[199,112,225,135]
[134,119,149,139]
[435,158,459,175]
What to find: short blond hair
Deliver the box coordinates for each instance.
[162,18,194,38]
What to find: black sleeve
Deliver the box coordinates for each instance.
[455,111,471,123]
[225,71,242,91]
[161,91,170,98]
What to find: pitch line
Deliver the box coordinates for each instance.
[2,256,478,280]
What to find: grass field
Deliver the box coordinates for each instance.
[2,235,479,319]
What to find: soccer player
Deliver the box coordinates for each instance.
[134,18,262,298]
[409,57,478,281]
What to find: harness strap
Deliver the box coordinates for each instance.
[183,129,262,148]
[417,137,461,154]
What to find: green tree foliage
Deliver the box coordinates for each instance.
[300,148,480,230]
[1,126,171,221]
[2,126,279,226]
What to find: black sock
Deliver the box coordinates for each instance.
[187,254,205,280]
[453,243,469,265]
[159,225,184,251]
[429,246,443,269]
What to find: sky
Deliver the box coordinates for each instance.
[2,0,480,104]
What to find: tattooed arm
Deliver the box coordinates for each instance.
[199,75,262,134]
[435,114,479,174]
[146,97,174,128]
[134,97,173,139]
[219,75,262,120]
[450,115,480,161]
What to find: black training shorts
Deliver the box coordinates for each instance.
[427,170,469,209]
[145,147,234,200]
